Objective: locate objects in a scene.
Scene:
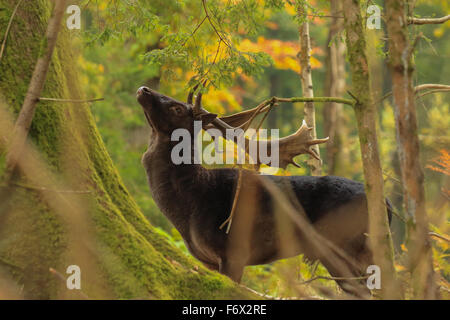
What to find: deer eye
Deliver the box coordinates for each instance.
[170,105,185,116]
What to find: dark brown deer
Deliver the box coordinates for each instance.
[137,86,392,296]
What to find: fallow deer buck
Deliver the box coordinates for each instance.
[137,85,392,296]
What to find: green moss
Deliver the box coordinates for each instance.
[0,0,255,299]
[0,187,66,299]
[39,36,48,58]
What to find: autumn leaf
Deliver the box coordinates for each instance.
[237,36,321,73]
[426,149,450,176]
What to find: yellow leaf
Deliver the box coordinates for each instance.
[394,264,406,272]
[433,27,444,38]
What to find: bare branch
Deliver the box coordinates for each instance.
[181,15,207,47]
[408,15,450,25]
[201,0,232,49]
[38,97,104,103]
[0,0,24,62]
[209,96,355,131]
[378,84,450,103]
[298,274,369,286]
[429,232,450,243]
[414,84,450,94]
[9,181,92,194]
[418,89,450,98]
[219,169,243,233]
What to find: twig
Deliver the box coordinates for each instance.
[387,205,407,223]
[201,0,232,49]
[346,90,359,104]
[38,97,104,103]
[308,260,320,279]
[377,84,450,104]
[239,98,274,130]
[49,268,90,299]
[219,169,243,233]
[298,274,369,286]
[429,232,450,243]
[409,32,423,57]
[414,84,450,92]
[408,15,450,25]
[9,182,92,194]
[276,96,355,106]
[382,170,402,186]
[244,96,355,122]
[0,256,23,271]
[254,102,275,132]
[307,14,344,19]
[219,98,279,233]
[200,39,222,82]
[418,89,450,98]
[0,0,23,62]
[181,15,207,47]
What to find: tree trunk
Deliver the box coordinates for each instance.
[297,3,321,175]
[323,0,346,175]
[0,0,254,300]
[5,0,66,178]
[343,0,400,299]
[385,0,437,299]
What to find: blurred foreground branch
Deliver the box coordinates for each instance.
[4,0,67,179]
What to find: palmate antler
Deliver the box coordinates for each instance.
[187,86,329,169]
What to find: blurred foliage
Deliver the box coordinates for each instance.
[76,0,450,298]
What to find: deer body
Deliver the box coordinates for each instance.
[143,130,373,281]
[137,86,390,294]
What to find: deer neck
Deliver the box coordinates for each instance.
[142,132,204,237]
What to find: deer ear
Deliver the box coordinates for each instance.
[199,113,217,126]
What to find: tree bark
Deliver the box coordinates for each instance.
[5,0,67,178]
[385,0,437,299]
[0,0,255,299]
[297,3,321,175]
[343,0,401,299]
[323,0,346,175]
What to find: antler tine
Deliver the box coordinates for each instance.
[187,83,200,105]
[193,80,209,114]
[276,120,329,168]
[194,92,202,113]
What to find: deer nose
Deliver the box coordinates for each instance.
[137,86,151,96]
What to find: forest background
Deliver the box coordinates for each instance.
[0,0,448,299]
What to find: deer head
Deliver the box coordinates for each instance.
[137,85,329,168]
[136,86,218,136]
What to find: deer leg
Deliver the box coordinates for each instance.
[219,257,245,283]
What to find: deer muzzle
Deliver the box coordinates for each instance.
[136,86,153,107]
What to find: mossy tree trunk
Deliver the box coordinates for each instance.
[5,0,66,180]
[0,0,255,300]
[385,0,437,299]
[343,0,400,299]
